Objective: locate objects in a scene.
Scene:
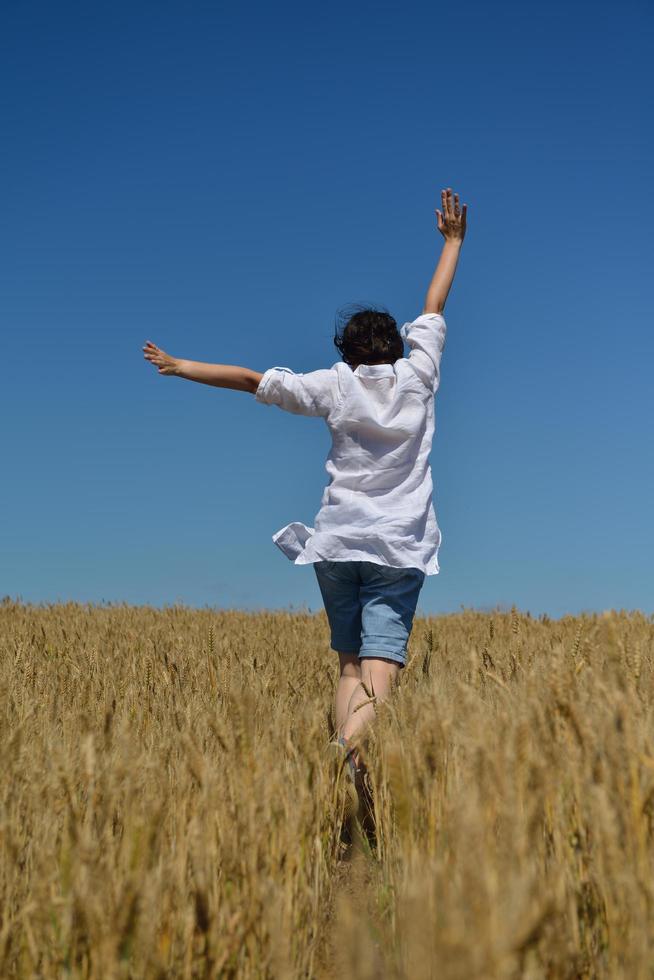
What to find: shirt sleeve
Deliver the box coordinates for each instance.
[399,312,447,392]
[254,366,340,418]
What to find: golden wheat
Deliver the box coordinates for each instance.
[0,598,653,978]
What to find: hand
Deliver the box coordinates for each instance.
[435,187,467,242]
[142,341,180,376]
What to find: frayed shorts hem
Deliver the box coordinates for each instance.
[330,645,407,668]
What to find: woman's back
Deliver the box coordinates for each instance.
[254,312,447,574]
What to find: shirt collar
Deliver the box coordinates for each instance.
[353,364,395,377]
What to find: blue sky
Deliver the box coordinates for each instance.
[1,1,652,617]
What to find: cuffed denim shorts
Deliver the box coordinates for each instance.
[313,559,426,668]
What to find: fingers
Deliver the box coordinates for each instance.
[440,188,456,221]
[143,349,165,367]
[143,341,167,368]
[142,339,175,376]
[439,188,467,229]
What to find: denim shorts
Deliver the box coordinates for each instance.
[313,559,426,668]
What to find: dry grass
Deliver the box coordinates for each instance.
[1,597,653,978]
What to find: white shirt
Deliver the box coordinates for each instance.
[254,312,447,575]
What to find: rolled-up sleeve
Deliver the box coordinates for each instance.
[400,313,447,392]
[254,366,340,418]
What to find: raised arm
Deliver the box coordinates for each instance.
[423,187,467,314]
[142,342,264,393]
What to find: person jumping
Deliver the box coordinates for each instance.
[142,187,468,821]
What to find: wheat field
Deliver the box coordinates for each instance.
[1,597,653,978]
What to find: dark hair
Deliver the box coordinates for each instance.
[333,303,404,368]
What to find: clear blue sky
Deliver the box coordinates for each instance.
[2,1,652,618]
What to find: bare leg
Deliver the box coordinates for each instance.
[341,657,400,767]
[334,652,362,736]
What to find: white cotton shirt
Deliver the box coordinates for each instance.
[254,312,447,575]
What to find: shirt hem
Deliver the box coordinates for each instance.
[271,521,441,576]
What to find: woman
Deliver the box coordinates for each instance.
[143,187,468,820]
